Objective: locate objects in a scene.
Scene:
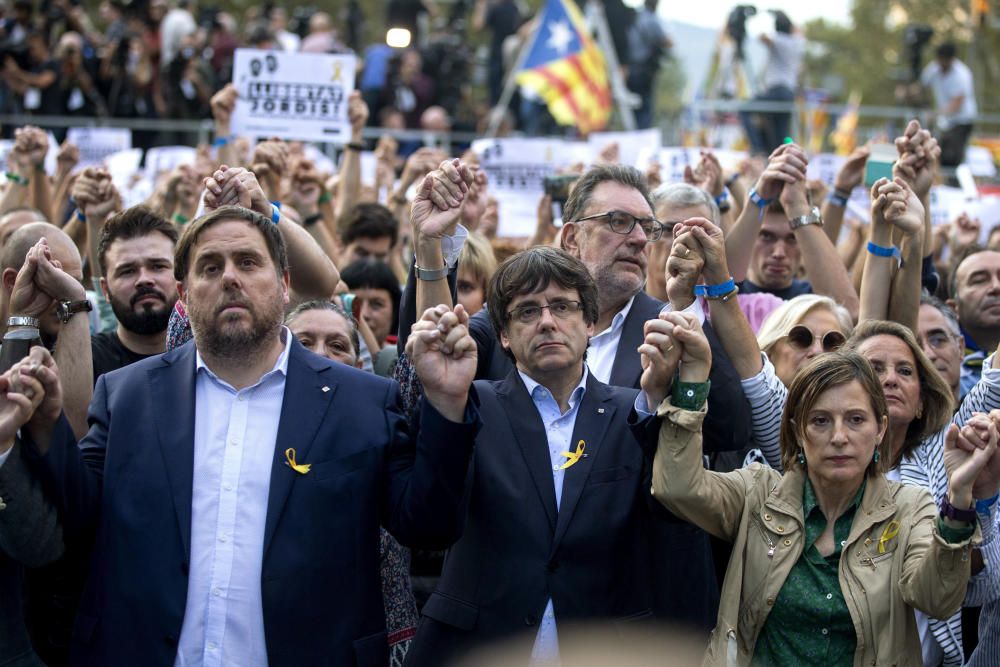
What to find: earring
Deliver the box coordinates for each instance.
[797,450,806,466]
[916,406,923,419]
[873,449,881,464]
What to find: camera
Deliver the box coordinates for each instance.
[726,4,757,61]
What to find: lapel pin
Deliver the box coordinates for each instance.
[558,440,587,470]
[597,408,605,414]
[321,386,330,393]
[284,448,311,475]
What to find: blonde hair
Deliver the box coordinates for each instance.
[458,232,498,289]
[757,294,854,355]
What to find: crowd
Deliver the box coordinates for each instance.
[0,4,997,667]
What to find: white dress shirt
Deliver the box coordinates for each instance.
[518,367,589,665]
[586,296,635,384]
[174,329,293,667]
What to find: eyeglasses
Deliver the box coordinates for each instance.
[573,211,665,242]
[787,325,846,352]
[923,331,958,350]
[507,300,584,324]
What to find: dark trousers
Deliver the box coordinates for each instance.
[741,85,795,155]
[939,122,974,168]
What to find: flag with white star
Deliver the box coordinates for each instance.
[515,0,611,134]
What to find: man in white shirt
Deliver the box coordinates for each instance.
[741,10,804,155]
[5,201,481,665]
[922,42,978,167]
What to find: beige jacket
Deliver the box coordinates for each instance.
[652,401,978,667]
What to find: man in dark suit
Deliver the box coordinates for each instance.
[406,246,681,665]
[402,161,750,627]
[6,203,481,666]
[0,377,64,667]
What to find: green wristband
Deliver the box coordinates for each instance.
[5,172,28,186]
[672,380,711,411]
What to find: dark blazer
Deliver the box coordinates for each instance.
[25,338,479,667]
[406,371,666,665]
[0,442,64,667]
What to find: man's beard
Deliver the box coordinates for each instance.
[188,288,284,362]
[109,285,175,336]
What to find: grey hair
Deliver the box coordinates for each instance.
[919,292,961,337]
[650,182,720,224]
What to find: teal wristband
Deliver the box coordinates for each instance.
[695,278,736,298]
[867,241,902,266]
[672,380,711,411]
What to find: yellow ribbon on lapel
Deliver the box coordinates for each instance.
[285,448,311,475]
[558,440,586,470]
[878,520,900,554]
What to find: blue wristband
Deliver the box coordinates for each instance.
[212,135,232,148]
[748,188,772,208]
[866,241,902,265]
[74,208,86,223]
[694,278,736,298]
[977,492,1000,514]
[714,189,730,206]
[826,191,848,207]
[270,204,281,225]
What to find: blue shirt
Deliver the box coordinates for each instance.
[518,366,588,665]
[175,329,292,667]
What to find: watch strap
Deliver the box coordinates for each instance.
[789,206,823,230]
[940,495,977,523]
[59,299,93,322]
[414,263,449,281]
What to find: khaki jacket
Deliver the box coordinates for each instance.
[652,401,979,667]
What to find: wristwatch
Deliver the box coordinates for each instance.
[55,299,93,324]
[788,206,823,230]
[940,496,977,523]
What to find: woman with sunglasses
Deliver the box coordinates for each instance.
[646,313,995,666]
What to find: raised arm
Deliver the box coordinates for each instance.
[726,144,807,281]
[333,92,368,230]
[203,166,340,299]
[649,311,757,540]
[821,146,869,244]
[210,84,242,168]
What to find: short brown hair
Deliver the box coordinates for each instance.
[173,206,287,283]
[843,319,954,462]
[561,164,653,225]
[98,205,179,274]
[486,247,598,357]
[780,351,889,476]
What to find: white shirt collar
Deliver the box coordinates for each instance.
[518,364,589,411]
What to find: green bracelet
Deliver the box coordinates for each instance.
[172,213,189,225]
[672,380,711,411]
[5,172,28,186]
[317,192,332,205]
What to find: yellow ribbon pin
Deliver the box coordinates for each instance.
[285,448,311,475]
[558,440,587,470]
[878,520,900,554]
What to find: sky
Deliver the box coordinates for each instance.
[635,0,853,30]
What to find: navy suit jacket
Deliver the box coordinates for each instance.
[27,338,480,667]
[406,371,678,664]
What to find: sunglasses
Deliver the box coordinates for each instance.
[787,325,846,352]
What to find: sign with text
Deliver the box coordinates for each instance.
[471,138,586,237]
[66,127,132,168]
[588,129,662,169]
[144,146,196,180]
[231,49,356,144]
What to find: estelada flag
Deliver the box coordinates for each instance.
[515,0,612,134]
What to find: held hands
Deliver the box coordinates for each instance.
[665,224,706,310]
[753,143,808,202]
[870,177,924,237]
[347,91,369,141]
[203,166,271,217]
[944,413,1000,507]
[406,304,477,422]
[833,146,870,194]
[684,151,725,198]
[893,119,940,201]
[0,354,47,456]
[639,311,712,408]
[411,158,475,242]
[673,218,730,285]
[71,167,121,221]
[10,238,86,319]
[460,168,489,230]
[11,126,48,173]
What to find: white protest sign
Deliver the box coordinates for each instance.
[807,153,846,186]
[66,127,132,168]
[303,144,336,176]
[929,185,968,228]
[0,140,13,170]
[472,137,579,237]
[588,129,662,168]
[231,48,356,143]
[144,146,196,180]
[104,148,143,191]
[965,146,997,178]
[655,148,702,184]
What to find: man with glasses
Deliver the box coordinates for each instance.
[402,161,748,631]
[406,246,677,664]
[919,293,965,403]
